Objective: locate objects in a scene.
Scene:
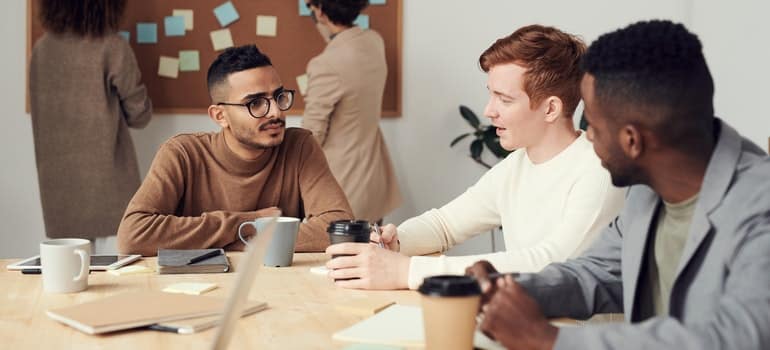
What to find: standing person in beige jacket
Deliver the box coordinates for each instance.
[302,0,401,223]
[29,0,152,253]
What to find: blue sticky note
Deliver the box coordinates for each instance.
[214,1,240,27]
[118,31,130,41]
[299,0,311,16]
[136,23,157,44]
[370,0,386,4]
[354,14,369,29]
[164,16,186,36]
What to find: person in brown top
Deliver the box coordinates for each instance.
[117,45,353,256]
[29,0,152,253]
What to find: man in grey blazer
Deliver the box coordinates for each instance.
[467,20,770,350]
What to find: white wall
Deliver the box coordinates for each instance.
[2,1,768,258]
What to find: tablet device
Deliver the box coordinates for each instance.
[6,254,141,271]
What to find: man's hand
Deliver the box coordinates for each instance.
[370,223,400,252]
[466,260,499,307]
[324,242,410,290]
[480,276,558,350]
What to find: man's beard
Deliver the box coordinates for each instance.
[235,119,285,150]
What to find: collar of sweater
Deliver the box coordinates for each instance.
[214,130,276,176]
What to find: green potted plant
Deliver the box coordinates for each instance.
[450,105,511,169]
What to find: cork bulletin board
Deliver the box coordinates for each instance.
[27,0,402,116]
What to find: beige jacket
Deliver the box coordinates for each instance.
[29,32,152,239]
[302,27,401,221]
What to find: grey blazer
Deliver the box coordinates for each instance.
[516,119,770,349]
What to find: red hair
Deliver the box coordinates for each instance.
[480,25,586,116]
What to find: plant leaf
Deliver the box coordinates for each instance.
[450,133,471,147]
[459,105,481,130]
[482,126,512,159]
[579,112,589,131]
[470,139,484,159]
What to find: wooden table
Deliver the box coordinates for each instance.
[0,253,422,349]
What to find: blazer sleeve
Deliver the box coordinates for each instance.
[116,139,274,256]
[295,133,354,251]
[301,57,343,146]
[107,35,152,128]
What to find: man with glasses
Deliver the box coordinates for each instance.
[117,45,353,256]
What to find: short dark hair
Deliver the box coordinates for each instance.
[580,20,714,146]
[309,0,369,26]
[206,45,273,100]
[39,0,126,37]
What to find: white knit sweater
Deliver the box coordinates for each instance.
[399,133,626,289]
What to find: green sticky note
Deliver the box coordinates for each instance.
[179,50,200,72]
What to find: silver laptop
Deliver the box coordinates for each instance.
[210,215,278,350]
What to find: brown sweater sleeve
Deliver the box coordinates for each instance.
[116,139,275,256]
[107,35,152,129]
[295,134,354,251]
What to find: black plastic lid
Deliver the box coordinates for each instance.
[418,275,481,297]
[327,220,370,235]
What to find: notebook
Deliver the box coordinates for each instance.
[332,304,505,350]
[46,290,253,335]
[157,248,230,274]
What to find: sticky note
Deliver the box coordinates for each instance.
[163,282,218,295]
[214,1,240,27]
[256,15,278,37]
[370,0,387,4]
[354,14,369,29]
[118,31,130,41]
[173,9,194,30]
[136,23,157,44]
[299,0,312,16]
[164,16,186,36]
[210,28,234,51]
[158,56,180,78]
[107,265,154,276]
[296,74,309,96]
[179,50,200,72]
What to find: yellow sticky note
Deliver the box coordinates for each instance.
[172,9,194,30]
[296,74,309,96]
[158,56,179,78]
[163,282,218,295]
[108,265,155,276]
[256,15,278,37]
[210,28,234,51]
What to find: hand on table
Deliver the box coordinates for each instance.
[324,242,410,290]
[479,275,558,350]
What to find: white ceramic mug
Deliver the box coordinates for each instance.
[40,238,90,293]
[238,217,299,267]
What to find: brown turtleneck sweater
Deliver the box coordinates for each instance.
[117,128,353,256]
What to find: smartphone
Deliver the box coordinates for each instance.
[6,254,142,271]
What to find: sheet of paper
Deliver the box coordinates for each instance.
[107,265,154,276]
[298,0,312,16]
[179,50,200,72]
[210,28,234,51]
[256,15,278,37]
[136,23,157,44]
[164,16,185,36]
[214,1,240,27]
[163,282,218,295]
[118,31,130,42]
[158,56,180,79]
[354,14,369,30]
[296,74,309,96]
[172,9,194,30]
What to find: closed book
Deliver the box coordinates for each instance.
[157,248,230,274]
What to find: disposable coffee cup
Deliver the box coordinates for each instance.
[327,220,370,259]
[418,275,481,350]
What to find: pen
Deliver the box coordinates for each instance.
[147,324,181,333]
[372,223,385,249]
[486,272,520,281]
[21,269,42,274]
[187,250,222,265]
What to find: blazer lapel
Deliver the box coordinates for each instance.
[672,120,741,282]
[623,188,660,320]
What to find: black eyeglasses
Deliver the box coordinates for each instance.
[217,90,295,119]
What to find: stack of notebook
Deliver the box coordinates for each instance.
[157,248,230,274]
